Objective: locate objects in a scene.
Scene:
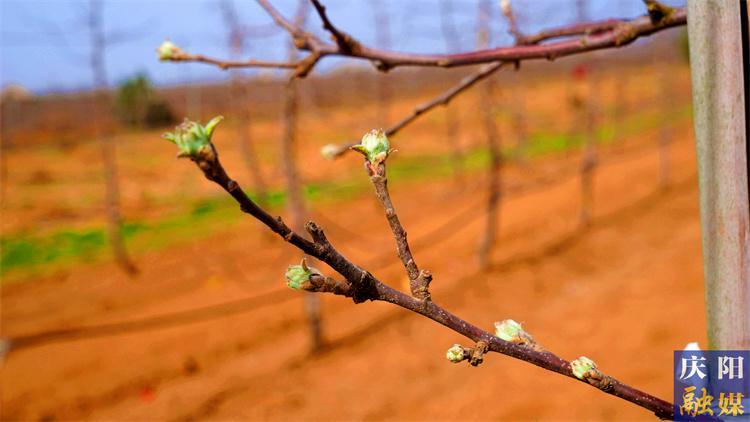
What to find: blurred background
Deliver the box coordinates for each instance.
[1,0,705,420]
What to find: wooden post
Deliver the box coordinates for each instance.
[687,0,750,349]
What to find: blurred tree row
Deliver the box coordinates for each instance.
[115,74,175,128]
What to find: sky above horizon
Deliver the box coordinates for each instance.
[1,0,685,95]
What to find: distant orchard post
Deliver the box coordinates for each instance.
[687,0,750,349]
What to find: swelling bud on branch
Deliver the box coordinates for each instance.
[351,129,393,174]
[163,116,224,160]
[571,356,598,379]
[285,258,321,290]
[157,40,184,61]
[494,319,542,351]
[446,344,467,363]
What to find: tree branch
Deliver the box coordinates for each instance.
[168,132,674,419]
[309,0,361,53]
[366,159,431,300]
[500,0,526,45]
[161,2,685,77]
[318,1,685,158]
[322,61,507,159]
[165,51,298,70]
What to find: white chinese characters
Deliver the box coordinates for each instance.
[680,355,708,380]
[718,356,744,380]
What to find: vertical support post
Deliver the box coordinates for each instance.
[687,0,750,349]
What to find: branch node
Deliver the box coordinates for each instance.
[414,269,432,301]
[469,340,489,367]
[293,52,323,79]
[373,60,393,72]
[305,221,329,245]
[643,0,674,25]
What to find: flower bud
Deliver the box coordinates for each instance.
[320,144,340,160]
[494,319,523,341]
[446,344,466,363]
[157,40,183,61]
[570,356,597,380]
[163,116,223,159]
[284,258,320,290]
[351,129,391,166]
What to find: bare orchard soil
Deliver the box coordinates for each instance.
[1,122,706,420]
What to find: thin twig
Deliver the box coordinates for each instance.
[521,19,621,45]
[166,50,298,70]
[500,0,526,45]
[325,61,507,159]
[367,162,431,300]
[310,0,360,53]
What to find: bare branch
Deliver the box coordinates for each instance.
[323,61,507,159]
[162,4,685,77]
[500,0,526,45]
[521,18,620,45]
[642,0,676,25]
[255,0,304,38]
[166,50,299,70]
[167,134,675,419]
[353,135,431,300]
[310,0,360,53]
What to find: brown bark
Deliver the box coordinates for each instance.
[368,164,431,300]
